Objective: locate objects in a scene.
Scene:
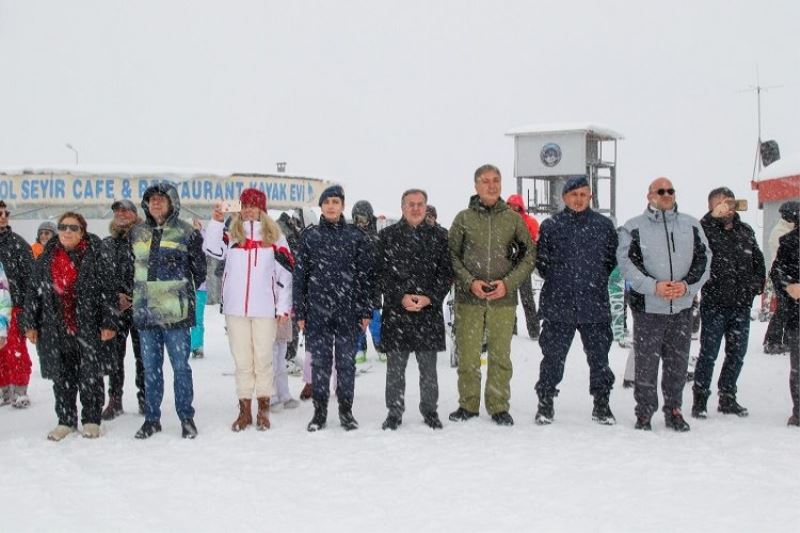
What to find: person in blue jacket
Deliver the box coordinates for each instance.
[533,176,618,426]
[293,185,373,432]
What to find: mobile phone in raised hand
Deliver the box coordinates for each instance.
[220,200,242,213]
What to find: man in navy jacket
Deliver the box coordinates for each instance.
[534,176,618,425]
[293,185,373,432]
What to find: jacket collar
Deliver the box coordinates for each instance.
[645,203,679,222]
[468,195,508,214]
[320,215,347,229]
[701,211,740,229]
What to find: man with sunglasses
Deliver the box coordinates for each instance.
[618,177,710,431]
[0,201,34,408]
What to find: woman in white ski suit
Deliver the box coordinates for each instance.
[204,188,293,431]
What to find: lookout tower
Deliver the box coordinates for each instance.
[506,123,623,219]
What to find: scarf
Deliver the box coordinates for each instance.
[51,240,88,335]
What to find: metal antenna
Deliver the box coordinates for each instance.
[739,65,782,180]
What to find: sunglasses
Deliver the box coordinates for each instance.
[58,223,82,233]
[0,211,9,218]
[656,188,676,196]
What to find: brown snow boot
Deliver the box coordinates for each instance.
[101,395,124,421]
[231,398,252,432]
[256,397,271,430]
[299,383,313,401]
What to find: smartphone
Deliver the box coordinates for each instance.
[481,284,494,294]
[734,199,748,212]
[220,200,242,213]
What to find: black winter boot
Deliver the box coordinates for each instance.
[134,420,162,439]
[491,412,514,426]
[591,393,616,425]
[664,408,690,432]
[181,418,198,439]
[535,396,554,425]
[448,407,479,422]
[788,405,799,427]
[634,415,652,431]
[691,388,710,419]
[718,393,749,417]
[307,399,328,432]
[338,399,359,431]
[382,414,402,431]
[423,412,443,429]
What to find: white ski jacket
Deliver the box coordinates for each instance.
[203,218,292,318]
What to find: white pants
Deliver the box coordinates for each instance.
[272,341,290,403]
[226,315,277,399]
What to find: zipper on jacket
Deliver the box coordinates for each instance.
[487,209,492,306]
[244,221,254,316]
[662,211,674,314]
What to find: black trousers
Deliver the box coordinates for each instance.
[765,294,789,349]
[107,325,144,404]
[789,330,799,415]
[518,276,540,338]
[53,335,103,427]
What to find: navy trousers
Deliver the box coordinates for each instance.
[306,315,361,404]
[535,320,615,399]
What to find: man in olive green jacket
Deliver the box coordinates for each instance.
[448,164,535,426]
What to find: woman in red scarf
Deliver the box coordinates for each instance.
[22,212,116,441]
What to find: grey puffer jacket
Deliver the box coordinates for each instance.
[618,205,711,315]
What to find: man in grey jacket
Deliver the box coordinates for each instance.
[618,177,711,432]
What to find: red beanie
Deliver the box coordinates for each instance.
[240,188,267,211]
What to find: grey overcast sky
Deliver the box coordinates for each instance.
[1,0,798,228]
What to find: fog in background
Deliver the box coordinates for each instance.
[1,0,798,233]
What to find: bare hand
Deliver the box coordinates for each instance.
[787,283,800,301]
[470,280,490,299]
[402,294,431,312]
[670,281,687,298]
[100,329,116,341]
[277,315,289,326]
[25,329,38,344]
[118,293,133,312]
[212,202,225,223]
[297,320,305,332]
[485,280,507,301]
[0,336,6,349]
[360,318,370,332]
[711,201,733,219]
[656,281,686,300]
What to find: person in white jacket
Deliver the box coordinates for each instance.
[204,188,293,431]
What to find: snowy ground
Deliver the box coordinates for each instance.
[2,307,799,533]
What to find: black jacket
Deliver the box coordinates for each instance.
[293,215,373,326]
[101,220,139,331]
[0,227,33,308]
[536,207,618,324]
[770,227,799,332]
[376,218,452,353]
[700,212,765,309]
[21,234,117,380]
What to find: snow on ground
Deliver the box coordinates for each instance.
[1,308,799,532]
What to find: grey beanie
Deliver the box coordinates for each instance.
[37,221,57,235]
